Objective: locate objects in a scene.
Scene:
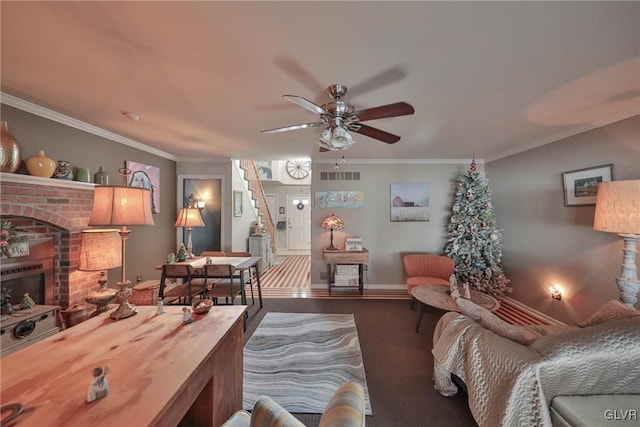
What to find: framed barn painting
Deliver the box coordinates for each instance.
[126,161,160,214]
[390,183,430,222]
[562,164,613,206]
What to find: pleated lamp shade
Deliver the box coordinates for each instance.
[89,186,155,226]
[174,207,205,228]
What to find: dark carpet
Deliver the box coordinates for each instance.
[243,299,478,427]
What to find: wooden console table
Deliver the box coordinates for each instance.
[322,248,369,294]
[0,305,246,427]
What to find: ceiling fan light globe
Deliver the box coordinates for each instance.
[331,126,352,148]
[319,128,333,145]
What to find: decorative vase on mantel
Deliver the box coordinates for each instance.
[54,160,73,180]
[0,121,22,173]
[25,150,56,178]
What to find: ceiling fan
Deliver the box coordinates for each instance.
[261,84,414,151]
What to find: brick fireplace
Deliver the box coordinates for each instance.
[1,172,106,308]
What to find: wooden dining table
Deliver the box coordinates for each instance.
[155,256,263,308]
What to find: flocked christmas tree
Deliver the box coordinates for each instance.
[444,159,510,297]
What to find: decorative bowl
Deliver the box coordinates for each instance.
[193,298,213,314]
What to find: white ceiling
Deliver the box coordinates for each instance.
[1,1,639,162]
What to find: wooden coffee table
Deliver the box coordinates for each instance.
[412,285,500,332]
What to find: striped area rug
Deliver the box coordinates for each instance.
[243,312,373,415]
[260,255,310,288]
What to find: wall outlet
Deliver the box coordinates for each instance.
[363,264,368,271]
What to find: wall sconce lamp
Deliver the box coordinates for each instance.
[593,180,640,308]
[321,214,344,251]
[186,193,206,210]
[549,284,562,301]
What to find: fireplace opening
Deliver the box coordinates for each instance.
[0,239,55,306]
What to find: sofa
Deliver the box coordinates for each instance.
[432,299,640,427]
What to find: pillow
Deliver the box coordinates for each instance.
[580,299,640,327]
[455,297,542,345]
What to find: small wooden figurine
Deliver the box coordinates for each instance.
[87,366,110,403]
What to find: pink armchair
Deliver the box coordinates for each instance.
[402,253,454,308]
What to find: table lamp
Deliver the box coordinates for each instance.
[174,207,205,258]
[321,214,344,251]
[593,180,640,307]
[79,229,122,315]
[89,185,155,320]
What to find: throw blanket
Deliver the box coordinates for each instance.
[432,312,640,427]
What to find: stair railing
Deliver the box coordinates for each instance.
[238,160,276,253]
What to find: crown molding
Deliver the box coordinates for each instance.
[312,158,484,165]
[1,93,178,161]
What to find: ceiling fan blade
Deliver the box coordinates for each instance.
[283,95,326,115]
[352,102,415,122]
[319,146,330,152]
[349,123,401,144]
[261,121,325,134]
[347,66,407,98]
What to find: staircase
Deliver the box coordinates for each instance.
[238,160,277,254]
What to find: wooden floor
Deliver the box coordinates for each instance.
[254,255,554,325]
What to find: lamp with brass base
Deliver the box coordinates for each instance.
[79,229,121,315]
[89,185,155,320]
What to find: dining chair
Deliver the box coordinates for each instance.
[226,251,257,305]
[202,264,244,305]
[159,264,204,305]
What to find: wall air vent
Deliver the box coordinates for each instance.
[320,172,360,181]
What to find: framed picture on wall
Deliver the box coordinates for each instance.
[390,183,430,222]
[562,164,614,206]
[126,161,160,213]
[233,191,243,217]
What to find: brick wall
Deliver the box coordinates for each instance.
[1,174,101,307]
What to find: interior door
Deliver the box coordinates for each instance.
[287,194,310,250]
[183,179,222,253]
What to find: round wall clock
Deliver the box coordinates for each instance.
[285,160,311,180]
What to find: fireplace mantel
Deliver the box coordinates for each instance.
[0,172,96,189]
